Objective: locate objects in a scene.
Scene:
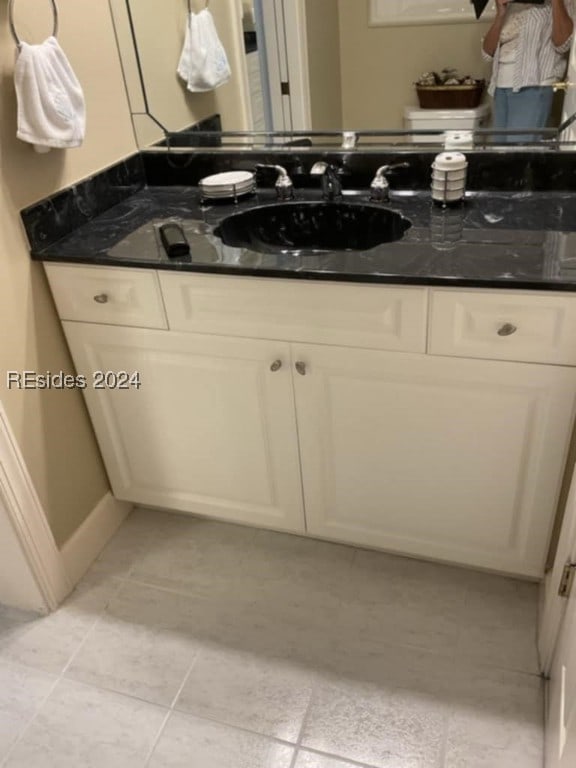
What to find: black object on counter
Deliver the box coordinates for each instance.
[158,223,190,259]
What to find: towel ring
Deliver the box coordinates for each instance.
[8,0,59,48]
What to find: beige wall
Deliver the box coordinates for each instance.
[338,0,491,130]
[305,0,343,130]
[0,0,137,545]
[112,0,252,146]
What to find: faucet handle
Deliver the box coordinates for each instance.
[255,164,294,201]
[310,161,329,176]
[373,162,410,179]
[370,162,409,202]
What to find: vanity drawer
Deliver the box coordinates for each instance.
[45,264,168,329]
[159,273,428,352]
[429,289,576,365]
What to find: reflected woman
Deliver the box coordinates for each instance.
[482,0,574,141]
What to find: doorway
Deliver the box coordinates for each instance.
[544,501,576,766]
[252,0,311,131]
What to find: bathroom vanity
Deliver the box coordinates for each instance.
[25,150,576,580]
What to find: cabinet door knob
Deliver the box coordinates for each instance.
[498,323,517,337]
[295,361,307,376]
[93,294,109,304]
[270,360,283,372]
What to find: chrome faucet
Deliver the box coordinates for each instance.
[310,162,343,201]
[370,163,409,203]
[256,164,294,201]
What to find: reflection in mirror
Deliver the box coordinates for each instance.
[109,0,254,146]
[109,0,576,150]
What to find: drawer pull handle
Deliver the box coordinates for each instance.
[93,294,109,305]
[270,360,283,373]
[295,362,307,376]
[498,323,518,337]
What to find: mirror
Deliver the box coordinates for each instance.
[109,0,576,149]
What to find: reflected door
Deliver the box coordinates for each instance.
[546,508,576,767]
[256,0,312,131]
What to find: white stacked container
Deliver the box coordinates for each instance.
[431,152,468,205]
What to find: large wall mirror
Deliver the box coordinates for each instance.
[109,0,576,149]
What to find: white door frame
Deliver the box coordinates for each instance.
[258,0,312,131]
[0,402,71,613]
[544,490,576,767]
[540,454,576,673]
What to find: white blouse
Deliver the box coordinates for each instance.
[482,1,574,93]
[497,4,531,86]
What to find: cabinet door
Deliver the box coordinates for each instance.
[293,344,576,577]
[63,323,304,533]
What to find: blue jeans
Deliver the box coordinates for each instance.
[493,87,554,143]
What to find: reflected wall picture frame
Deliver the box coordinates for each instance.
[369,0,496,26]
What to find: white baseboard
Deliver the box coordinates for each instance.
[60,493,132,585]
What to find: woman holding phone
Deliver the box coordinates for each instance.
[482,0,574,139]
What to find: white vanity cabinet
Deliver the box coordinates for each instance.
[45,264,576,577]
[61,323,305,533]
[293,343,576,576]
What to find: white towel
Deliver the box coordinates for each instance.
[14,37,86,152]
[177,9,231,92]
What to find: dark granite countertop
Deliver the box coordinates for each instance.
[29,186,576,292]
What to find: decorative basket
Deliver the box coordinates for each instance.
[416,83,485,109]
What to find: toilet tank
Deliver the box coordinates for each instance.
[404,103,491,143]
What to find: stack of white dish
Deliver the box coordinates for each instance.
[431,152,468,205]
[199,171,256,200]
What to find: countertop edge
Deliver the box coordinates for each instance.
[32,251,576,293]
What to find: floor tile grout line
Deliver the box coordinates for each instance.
[58,576,126,680]
[143,649,219,767]
[92,573,544,679]
[163,706,301,749]
[288,676,319,768]
[168,654,202,712]
[44,674,172,711]
[437,704,452,768]
[0,576,124,768]
[109,573,259,604]
[292,745,393,768]
[143,651,202,768]
[142,709,173,768]
[90,594,538,680]
[0,670,61,768]
[106,570,349,625]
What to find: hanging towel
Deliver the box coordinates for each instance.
[177,9,231,92]
[14,36,86,152]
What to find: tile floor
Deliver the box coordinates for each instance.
[0,508,544,768]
